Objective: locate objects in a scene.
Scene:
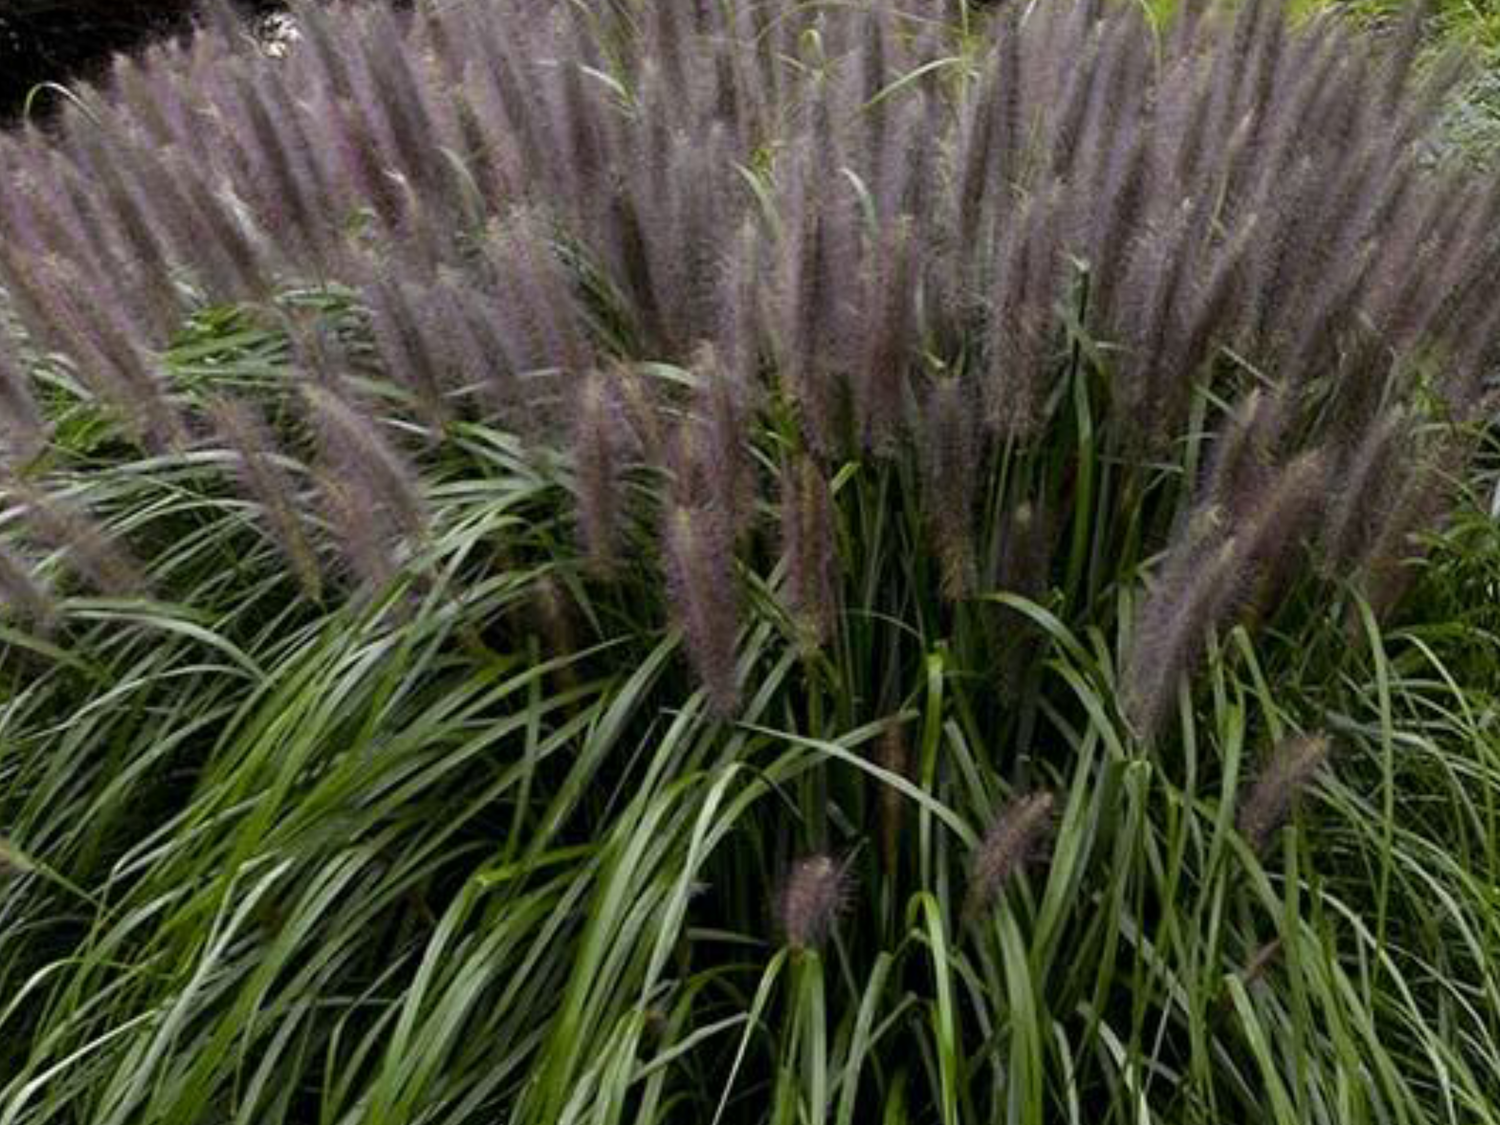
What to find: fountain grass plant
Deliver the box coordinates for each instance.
[2,0,1500,1120]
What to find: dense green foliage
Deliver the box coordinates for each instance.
[1,0,1500,1122]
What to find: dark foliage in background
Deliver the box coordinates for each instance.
[0,0,324,120]
[3,1,196,117]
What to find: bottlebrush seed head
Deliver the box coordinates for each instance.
[965,791,1056,922]
[573,369,633,574]
[779,455,837,647]
[1237,734,1331,854]
[778,853,853,950]
[663,502,740,716]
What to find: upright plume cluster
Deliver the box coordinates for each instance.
[0,0,1495,731]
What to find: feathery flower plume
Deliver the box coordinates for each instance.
[992,4,1025,191]
[572,370,634,573]
[552,58,608,218]
[1234,449,1331,621]
[779,455,837,647]
[483,212,592,383]
[294,0,353,102]
[985,190,1058,437]
[301,43,402,222]
[0,541,54,627]
[286,310,354,392]
[258,66,340,256]
[231,66,324,266]
[781,191,844,454]
[356,6,444,200]
[112,54,175,148]
[857,218,915,452]
[1240,0,1287,131]
[921,377,980,600]
[362,273,451,429]
[1325,407,1409,571]
[663,502,740,715]
[965,791,1055,922]
[531,573,579,668]
[1200,389,1283,521]
[1086,128,1151,330]
[432,275,517,422]
[196,0,251,48]
[1129,447,1327,736]
[314,467,397,594]
[1074,12,1148,188]
[0,343,48,464]
[1046,27,1102,183]
[1124,529,1240,741]
[173,156,267,299]
[63,125,175,329]
[123,145,241,302]
[667,416,715,514]
[856,2,891,161]
[7,482,147,598]
[82,302,187,454]
[16,153,122,304]
[719,217,767,394]
[0,243,182,453]
[1355,448,1458,620]
[1237,734,1330,854]
[207,397,322,600]
[957,47,1005,241]
[1168,58,1217,190]
[1120,201,1199,443]
[692,344,757,539]
[777,853,852,951]
[1166,212,1258,384]
[303,384,426,543]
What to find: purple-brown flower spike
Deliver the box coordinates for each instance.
[1237,734,1331,854]
[778,853,853,951]
[965,791,1055,922]
[573,370,634,574]
[207,396,322,601]
[779,455,837,647]
[0,542,54,627]
[663,502,740,716]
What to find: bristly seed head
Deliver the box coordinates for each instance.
[0,540,54,627]
[0,0,1491,711]
[6,481,147,598]
[663,502,740,716]
[779,455,837,647]
[966,791,1055,922]
[1237,733,1331,854]
[573,369,634,574]
[778,853,852,950]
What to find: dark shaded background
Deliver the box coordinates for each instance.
[0,1,277,120]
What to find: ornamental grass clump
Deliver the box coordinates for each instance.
[2,1,1500,1122]
[0,0,1489,725]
